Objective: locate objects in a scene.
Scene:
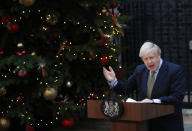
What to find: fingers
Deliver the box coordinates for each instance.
[103,67,107,73]
[103,66,114,74]
[109,66,114,72]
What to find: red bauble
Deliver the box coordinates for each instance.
[99,37,106,46]
[29,34,35,38]
[79,99,83,103]
[112,2,118,8]
[26,124,35,131]
[115,68,125,78]
[99,35,110,46]
[61,117,75,129]
[100,56,109,66]
[57,84,61,88]
[1,15,11,24]
[18,69,27,77]
[7,23,20,33]
[0,51,4,55]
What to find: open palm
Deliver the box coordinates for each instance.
[103,66,116,82]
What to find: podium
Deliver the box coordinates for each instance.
[87,100,174,131]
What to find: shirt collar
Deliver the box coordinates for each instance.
[154,58,163,73]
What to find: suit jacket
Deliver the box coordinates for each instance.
[114,60,186,131]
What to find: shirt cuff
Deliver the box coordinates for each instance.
[153,99,161,104]
[107,78,118,88]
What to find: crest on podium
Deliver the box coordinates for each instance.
[100,98,124,120]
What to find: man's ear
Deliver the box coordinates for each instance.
[140,57,144,62]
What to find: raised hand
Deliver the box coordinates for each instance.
[103,66,116,82]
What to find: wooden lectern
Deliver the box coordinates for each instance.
[87,100,174,131]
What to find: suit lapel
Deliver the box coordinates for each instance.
[151,61,168,97]
[143,68,149,97]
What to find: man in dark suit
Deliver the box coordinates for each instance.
[103,41,186,131]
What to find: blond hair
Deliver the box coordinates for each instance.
[139,41,161,58]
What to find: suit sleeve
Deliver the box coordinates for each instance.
[113,68,138,95]
[159,66,186,104]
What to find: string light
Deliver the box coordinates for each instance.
[41,26,48,31]
[0,0,122,128]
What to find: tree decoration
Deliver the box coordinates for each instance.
[112,16,124,36]
[0,51,4,55]
[17,43,24,48]
[61,117,75,129]
[39,63,46,77]
[102,8,107,13]
[0,87,7,96]
[99,35,111,46]
[17,92,24,100]
[0,118,10,130]
[26,124,35,131]
[7,23,20,33]
[29,34,35,38]
[66,81,72,88]
[1,15,10,25]
[112,2,118,8]
[45,12,59,25]
[100,56,109,66]
[18,69,27,77]
[115,68,124,78]
[17,50,26,55]
[38,56,46,77]
[19,0,36,6]
[43,88,58,101]
[56,84,61,88]
[99,36,107,46]
[79,99,83,104]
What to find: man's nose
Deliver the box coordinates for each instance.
[147,59,152,64]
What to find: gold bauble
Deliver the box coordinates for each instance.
[43,88,58,101]
[0,118,10,129]
[0,87,6,96]
[19,0,36,6]
[102,8,107,13]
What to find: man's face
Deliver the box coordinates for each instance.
[142,52,160,71]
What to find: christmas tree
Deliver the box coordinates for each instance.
[0,0,128,130]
